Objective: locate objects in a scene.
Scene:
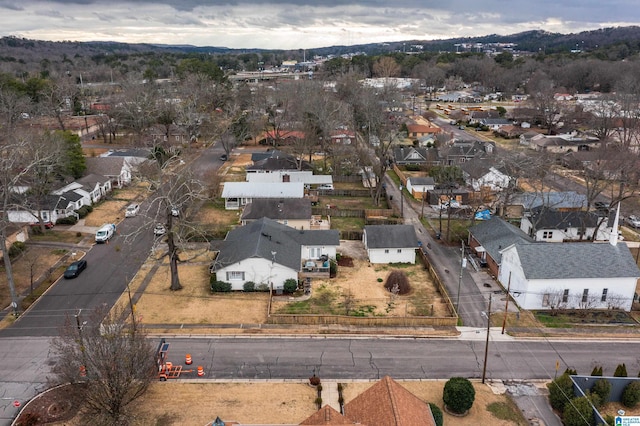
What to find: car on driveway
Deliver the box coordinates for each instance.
[153,223,166,236]
[626,215,640,228]
[594,201,611,211]
[64,259,87,279]
[219,154,228,161]
[125,204,140,217]
[29,221,54,229]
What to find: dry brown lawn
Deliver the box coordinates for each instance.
[0,246,77,316]
[193,201,241,226]
[120,249,269,327]
[84,184,151,226]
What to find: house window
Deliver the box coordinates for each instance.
[562,289,569,303]
[397,249,402,253]
[601,288,608,302]
[542,293,550,307]
[582,289,589,303]
[384,249,389,254]
[226,271,245,281]
[308,247,321,259]
[542,231,553,239]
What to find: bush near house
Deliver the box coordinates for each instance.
[243,281,256,292]
[443,377,475,414]
[8,241,27,258]
[591,379,612,407]
[210,281,232,292]
[56,216,78,225]
[563,396,595,426]
[283,279,298,293]
[622,382,640,408]
[429,403,443,426]
[548,373,575,412]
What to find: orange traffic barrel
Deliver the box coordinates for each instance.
[197,366,204,376]
[185,354,192,365]
[79,365,87,377]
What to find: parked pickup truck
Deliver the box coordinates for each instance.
[95,223,116,243]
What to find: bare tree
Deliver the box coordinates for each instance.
[50,305,157,424]
[542,288,568,316]
[373,57,401,78]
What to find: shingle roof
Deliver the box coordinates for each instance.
[364,225,419,249]
[241,198,312,221]
[221,182,304,198]
[85,157,126,176]
[216,218,339,271]
[511,191,587,210]
[343,376,435,426]
[408,176,435,186]
[300,405,354,425]
[529,207,602,229]
[511,242,640,280]
[469,217,533,264]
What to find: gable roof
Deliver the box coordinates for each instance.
[408,176,435,186]
[247,155,312,172]
[469,217,534,264]
[300,405,353,425]
[85,157,127,177]
[460,158,506,180]
[528,207,602,229]
[343,376,435,426]
[510,192,587,210]
[509,242,640,280]
[216,218,339,271]
[241,198,312,221]
[393,146,429,163]
[221,182,305,199]
[76,173,110,189]
[251,149,289,163]
[364,225,419,249]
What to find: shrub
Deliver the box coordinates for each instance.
[591,366,603,376]
[283,279,298,293]
[614,363,628,377]
[314,397,322,406]
[384,270,411,295]
[429,403,444,426]
[316,384,323,392]
[329,260,337,276]
[56,216,78,225]
[622,381,640,408]
[562,396,594,426]
[9,241,27,258]
[590,379,612,406]
[256,283,270,292]
[309,375,321,386]
[547,373,575,412]
[75,206,91,218]
[565,368,578,376]
[443,377,475,414]
[243,281,255,292]
[210,281,232,292]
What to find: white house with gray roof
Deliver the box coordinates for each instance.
[221,182,305,210]
[498,242,640,311]
[363,225,419,264]
[211,217,339,291]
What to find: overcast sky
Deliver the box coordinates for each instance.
[0,0,638,50]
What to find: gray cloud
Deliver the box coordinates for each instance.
[0,0,637,49]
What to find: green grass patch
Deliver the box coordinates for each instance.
[29,231,86,244]
[330,217,365,232]
[534,310,637,328]
[487,400,528,424]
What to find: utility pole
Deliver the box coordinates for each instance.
[455,240,466,314]
[482,294,492,384]
[399,185,404,217]
[501,272,512,334]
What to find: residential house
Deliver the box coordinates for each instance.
[519,131,545,147]
[495,125,524,139]
[529,133,601,153]
[210,217,339,291]
[427,188,471,209]
[258,130,306,146]
[480,118,512,130]
[85,156,134,188]
[7,194,79,225]
[498,241,639,311]
[241,198,316,230]
[406,124,441,140]
[392,146,431,166]
[246,151,313,177]
[500,191,587,219]
[300,376,436,426]
[330,129,356,145]
[520,207,609,242]
[363,225,419,264]
[440,140,494,165]
[460,158,513,192]
[406,176,435,200]
[75,173,112,204]
[468,110,500,124]
[221,182,305,210]
[468,217,534,277]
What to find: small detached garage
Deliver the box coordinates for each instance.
[363,224,420,264]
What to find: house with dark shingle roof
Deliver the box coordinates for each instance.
[498,241,640,311]
[468,217,534,277]
[210,217,339,291]
[460,158,513,192]
[520,207,610,242]
[501,191,587,219]
[363,225,419,264]
[241,198,313,229]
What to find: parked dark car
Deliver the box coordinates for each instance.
[64,260,87,279]
[594,201,611,211]
[219,154,228,161]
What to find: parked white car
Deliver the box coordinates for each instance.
[153,223,166,236]
[625,215,640,228]
[125,204,140,217]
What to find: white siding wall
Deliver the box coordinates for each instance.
[301,245,337,260]
[367,248,416,264]
[216,258,297,291]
